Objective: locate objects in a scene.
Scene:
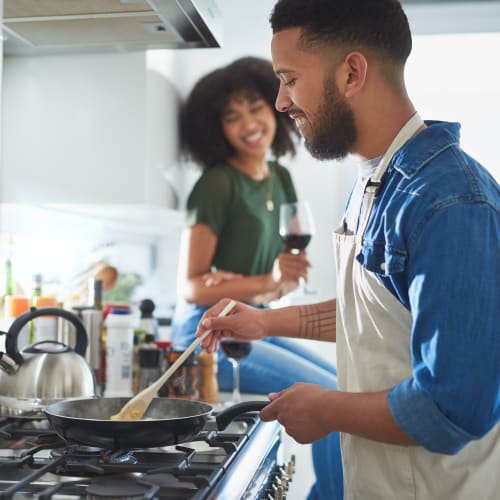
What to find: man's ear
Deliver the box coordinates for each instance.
[342,51,368,98]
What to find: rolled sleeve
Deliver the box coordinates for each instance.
[388,378,479,454]
[393,202,499,454]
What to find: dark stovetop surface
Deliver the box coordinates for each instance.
[0,412,274,499]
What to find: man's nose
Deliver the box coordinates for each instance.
[275,86,292,113]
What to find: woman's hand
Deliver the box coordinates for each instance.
[273,251,310,282]
[201,269,244,287]
[269,251,311,293]
[196,299,267,352]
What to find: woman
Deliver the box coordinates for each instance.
[171,57,338,395]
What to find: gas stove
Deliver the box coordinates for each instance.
[0,411,295,499]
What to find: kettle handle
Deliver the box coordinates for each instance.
[5,307,88,365]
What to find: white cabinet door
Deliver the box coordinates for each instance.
[1,50,180,208]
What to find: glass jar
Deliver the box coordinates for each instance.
[164,350,198,400]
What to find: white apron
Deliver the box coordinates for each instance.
[334,113,500,499]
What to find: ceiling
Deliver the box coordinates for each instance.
[402,0,500,34]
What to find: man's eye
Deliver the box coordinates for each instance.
[284,78,296,87]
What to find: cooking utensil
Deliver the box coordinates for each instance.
[45,397,268,449]
[0,307,96,418]
[94,265,118,291]
[111,300,237,421]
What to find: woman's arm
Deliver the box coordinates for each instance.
[178,224,296,306]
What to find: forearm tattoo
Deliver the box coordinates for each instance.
[298,303,336,340]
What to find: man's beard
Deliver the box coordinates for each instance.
[304,78,357,161]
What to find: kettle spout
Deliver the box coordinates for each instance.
[0,352,19,374]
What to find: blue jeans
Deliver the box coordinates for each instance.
[171,302,344,499]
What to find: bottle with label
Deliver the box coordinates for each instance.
[103,308,134,397]
[157,317,172,341]
[3,296,31,350]
[32,296,58,343]
[27,273,43,344]
[137,333,161,392]
[4,240,14,298]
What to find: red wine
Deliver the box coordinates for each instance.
[220,340,252,360]
[282,233,312,251]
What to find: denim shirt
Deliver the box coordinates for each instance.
[357,121,500,454]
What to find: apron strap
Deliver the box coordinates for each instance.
[355,112,424,250]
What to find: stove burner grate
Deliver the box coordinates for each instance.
[86,476,159,499]
[0,412,271,499]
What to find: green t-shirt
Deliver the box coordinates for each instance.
[186,161,297,276]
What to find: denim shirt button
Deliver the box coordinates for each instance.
[380,262,386,271]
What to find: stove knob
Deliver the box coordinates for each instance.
[286,454,296,477]
[279,475,290,491]
[274,484,285,500]
[268,483,277,498]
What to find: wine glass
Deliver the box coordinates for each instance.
[220,339,252,404]
[279,201,316,293]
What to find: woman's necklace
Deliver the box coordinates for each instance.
[256,168,274,212]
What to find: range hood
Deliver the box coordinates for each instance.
[2,0,223,56]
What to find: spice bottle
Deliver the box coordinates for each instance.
[137,334,161,391]
[138,299,158,339]
[198,351,219,404]
[155,340,172,396]
[131,332,143,395]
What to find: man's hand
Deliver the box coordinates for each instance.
[261,383,332,443]
[196,299,268,352]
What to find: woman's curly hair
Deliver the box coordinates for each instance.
[180,56,300,169]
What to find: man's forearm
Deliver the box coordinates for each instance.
[324,389,417,446]
[266,299,337,342]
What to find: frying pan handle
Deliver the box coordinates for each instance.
[216,400,269,431]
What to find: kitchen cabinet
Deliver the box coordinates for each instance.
[1,50,182,208]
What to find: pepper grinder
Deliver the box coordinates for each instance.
[198,351,219,404]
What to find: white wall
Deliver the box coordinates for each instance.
[167,0,500,304]
[167,0,355,303]
[408,32,500,181]
[1,1,498,310]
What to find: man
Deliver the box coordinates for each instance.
[197,1,500,498]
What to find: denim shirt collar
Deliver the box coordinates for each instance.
[389,121,461,179]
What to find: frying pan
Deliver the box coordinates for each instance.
[45,397,268,449]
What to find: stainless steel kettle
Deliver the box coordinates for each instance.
[0,307,97,417]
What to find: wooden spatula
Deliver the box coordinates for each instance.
[110,300,237,421]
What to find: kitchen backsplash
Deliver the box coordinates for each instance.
[0,202,184,320]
